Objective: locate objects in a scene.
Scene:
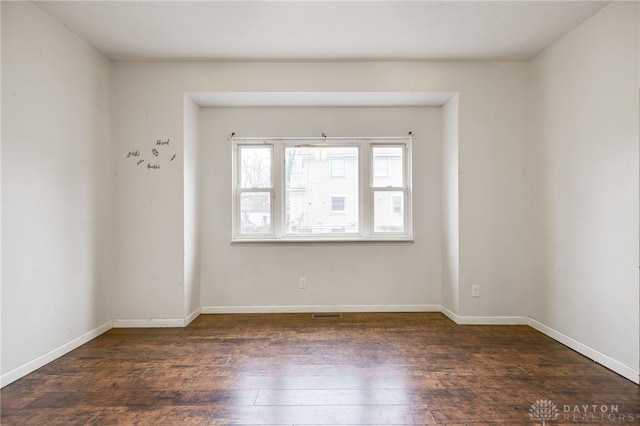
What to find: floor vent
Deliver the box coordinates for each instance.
[312,313,343,319]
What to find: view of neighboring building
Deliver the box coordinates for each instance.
[240,144,406,235]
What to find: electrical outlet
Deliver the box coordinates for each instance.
[299,277,307,289]
[472,284,480,297]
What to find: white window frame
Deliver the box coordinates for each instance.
[232,137,412,242]
[233,143,275,237]
[369,143,411,237]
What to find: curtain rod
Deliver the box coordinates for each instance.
[229,136,414,142]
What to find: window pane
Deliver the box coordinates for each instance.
[240,146,271,188]
[374,191,404,233]
[240,192,271,234]
[285,146,359,234]
[372,146,403,187]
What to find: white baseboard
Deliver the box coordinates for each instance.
[440,305,459,323]
[0,320,113,388]
[201,304,441,314]
[112,318,188,328]
[185,307,201,326]
[528,317,639,385]
[113,307,202,328]
[440,306,528,325]
[456,315,529,325]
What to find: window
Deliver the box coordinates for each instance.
[237,145,273,235]
[371,145,406,233]
[232,137,412,241]
[330,157,346,178]
[374,157,389,178]
[330,196,347,214]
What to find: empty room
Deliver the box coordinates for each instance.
[1,1,639,424]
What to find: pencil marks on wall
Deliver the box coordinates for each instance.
[126,138,177,171]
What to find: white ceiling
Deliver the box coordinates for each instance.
[34,1,609,62]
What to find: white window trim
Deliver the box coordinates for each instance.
[234,144,275,237]
[232,136,412,242]
[369,143,411,237]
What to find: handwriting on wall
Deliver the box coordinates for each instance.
[125,139,177,171]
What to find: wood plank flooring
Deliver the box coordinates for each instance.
[1,313,639,425]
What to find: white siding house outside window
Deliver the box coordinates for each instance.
[232,137,412,241]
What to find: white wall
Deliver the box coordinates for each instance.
[457,66,528,322]
[111,61,528,322]
[527,1,639,383]
[183,96,201,320]
[1,2,113,385]
[441,95,459,316]
[111,65,187,324]
[199,107,441,311]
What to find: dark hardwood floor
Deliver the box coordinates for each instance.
[1,313,638,425]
